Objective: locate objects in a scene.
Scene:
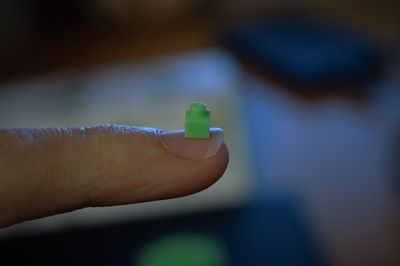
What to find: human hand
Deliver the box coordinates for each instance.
[0,125,228,227]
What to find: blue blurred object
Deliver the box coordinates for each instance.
[224,16,381,89]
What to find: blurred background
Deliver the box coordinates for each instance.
[0,1,400,266]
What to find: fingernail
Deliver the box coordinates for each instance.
[158,128,224,160]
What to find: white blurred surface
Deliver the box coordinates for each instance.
[0,49,252,237]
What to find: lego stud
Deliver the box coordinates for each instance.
[184,102,210,138]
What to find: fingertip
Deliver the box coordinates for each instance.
[109,140,229,204]
[0,126,230,227]
[176,141,229,197]
[171,141,229,198]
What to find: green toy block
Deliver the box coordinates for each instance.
[184,102,210,138]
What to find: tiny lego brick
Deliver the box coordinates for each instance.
[184,102,210,138]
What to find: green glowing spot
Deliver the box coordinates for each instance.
[135,233,228,266]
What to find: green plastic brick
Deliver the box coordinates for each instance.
[184,102,210,138]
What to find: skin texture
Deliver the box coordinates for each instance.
[0,125,229,228]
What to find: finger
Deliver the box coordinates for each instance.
[0,125,228,227]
